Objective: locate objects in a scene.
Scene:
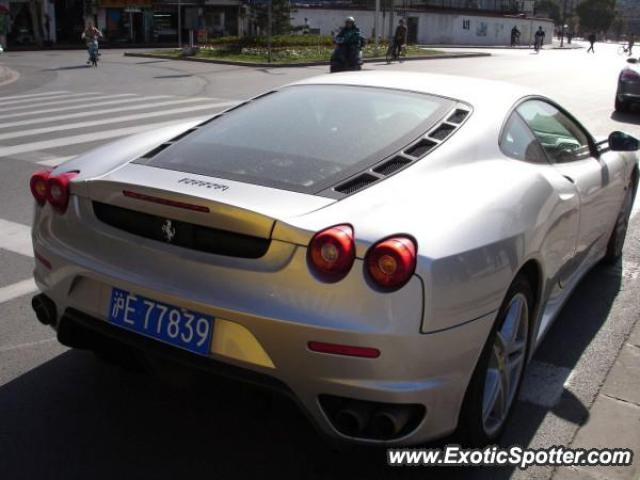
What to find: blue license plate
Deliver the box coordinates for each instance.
[108,288,214,356]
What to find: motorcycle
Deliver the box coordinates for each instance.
[330,36,363,73]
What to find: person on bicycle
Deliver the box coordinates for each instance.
[628,34,635,56]
[534,26,545,51]
[334,16,364,69]
[510,26,520,47]
[392,19,408,58]
[81,22,102,64]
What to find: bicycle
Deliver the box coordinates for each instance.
[386,43,406,64]
[87,41,99,68]
[618,44,632,56]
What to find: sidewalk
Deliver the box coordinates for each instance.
[417,41,582,50]
[552,317,640,480]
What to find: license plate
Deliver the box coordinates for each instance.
[108,288,214,356]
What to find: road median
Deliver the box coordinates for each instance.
[123,50,490,68]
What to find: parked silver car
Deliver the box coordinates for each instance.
[30,72,639,446]
[616,57,640,112]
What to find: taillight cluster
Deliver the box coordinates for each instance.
[30,170,78,213]
[307,225,417,291]
[621,69,640,82]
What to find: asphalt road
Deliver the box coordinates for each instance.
[0,43,639,480]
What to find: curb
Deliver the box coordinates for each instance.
[123,51,491,68]
[0,65,20,87]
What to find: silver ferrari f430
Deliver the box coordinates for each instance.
[29,72,639,446]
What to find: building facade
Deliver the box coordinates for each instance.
[1,0,243,47]
[292,6,554,46]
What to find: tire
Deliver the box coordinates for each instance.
[456,275,533,446]
[604,176,638,264]
[386,49,393,64]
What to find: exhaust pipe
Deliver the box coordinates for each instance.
[333,402,373,436]
[370,406,412,439]
[31,294,57,326]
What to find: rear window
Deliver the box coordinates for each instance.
[137,85,454,193]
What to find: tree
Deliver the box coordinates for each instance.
[252,0,293,36]
[576,0,617,33]
[535,0,562,25]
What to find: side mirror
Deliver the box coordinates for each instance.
[627,58,638,64]
[609,131,640,151]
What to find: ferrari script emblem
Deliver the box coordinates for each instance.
[161,219,176,243]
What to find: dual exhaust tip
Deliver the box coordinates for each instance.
[32,294,57,327]
[320,395,425,440]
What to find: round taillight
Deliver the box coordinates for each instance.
[307,224,355,282]
[30,170,51,205]
[366,236,417,291]
[46,172,77,213]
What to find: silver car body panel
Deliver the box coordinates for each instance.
[32,72,638,445]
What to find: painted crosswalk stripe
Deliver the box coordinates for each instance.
[0,278,38,304]
[0,338,57,353]
[0,101,234,141]
[0,219,33,258]
[0,97,226,130]
[0,90,70,102]
[37,156,77,167]
[0,92,99,108]
[1,95,175,120]
[0,116,208,157]
[2,93,136,113]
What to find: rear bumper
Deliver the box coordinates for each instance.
[30,197,495,445]
[38,297,494,446]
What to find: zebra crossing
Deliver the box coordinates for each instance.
[0,89,238,164]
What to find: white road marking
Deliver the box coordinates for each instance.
[37,156,76,167]
[0,97,220,130]
[2,93,136,113]
[0,90,70,101]
[0,338,56,354]
[0,101,234,141]
[519,360,574,408]
[0,219,33,257]
[0,95,174,120]
[0,116,208,157]
[0,278,38,304]
[0,92,99,107]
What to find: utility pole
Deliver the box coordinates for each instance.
[267,0,272,63]
[374,0,380,50]
[178,0,182,48]
[560,0,567,47]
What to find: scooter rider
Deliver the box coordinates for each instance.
[81,22,102,64]
[332,16,364,71]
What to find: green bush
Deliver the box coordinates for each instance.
[206,34,335,48]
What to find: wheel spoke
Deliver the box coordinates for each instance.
[483,368,501,423]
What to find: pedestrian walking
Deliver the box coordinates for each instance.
[534,26,545,52]
[587,33,596,53]
[628,34,635,56]
[511,26,521,47]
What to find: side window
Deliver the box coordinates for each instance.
[517,100,591,163]
[500,112,548,163]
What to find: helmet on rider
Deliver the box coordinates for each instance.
[345,16,355,27]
